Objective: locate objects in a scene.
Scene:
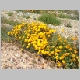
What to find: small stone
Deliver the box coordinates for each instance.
[23,65,27,69]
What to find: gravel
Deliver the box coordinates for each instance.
[1,42,58,69]
[48,23,79,39]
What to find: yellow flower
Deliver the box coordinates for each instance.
[51,51,55,54]
[69,48,72,50]
[7,32,10,35]
[26,46,29,48]
[37,50,41,54]
[45,51,49,54]
[58,36,62,40]
[18,25,21,29]
[37,29,40,31]
[27,34,30,38]
[72,58,76,61]
[62,60,65,64]
[24,39,28,42]
[37,42,41,47]
[59,46,62,49]
[72,36,78,40]
[51,46,55,48]
[55,48,60,53]
[64,39,66,43]
[60,54,65,60]
[43,26,47,29]
[49,29,56,33]
[72,54,76,58]
[55,53,58,56]
[28,43,30,46]
[65,44,70,49]
[59,57,64,60]
[65,53,69,56]
[48,54,51,56]
[57,61,62,67]
[48,35,51,37]
[41,50,45,54]
[74,50,78,54]
[55,56,58,60]
[76,56,78,59]
[35,46,39,50]
[19,36,21,39]
[28,39,32,42]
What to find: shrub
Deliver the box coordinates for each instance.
[1,27,13,42]
[7,21,79,69]
[66,22,72,28]
[58,13,71,19]
[23,15,30,19]
[58,13,79,20]
[15,10,20,13]
[7,12,13,16]
[26,16,30,19]
[38,13,61,26]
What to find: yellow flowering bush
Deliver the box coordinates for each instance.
[7,21,79,69]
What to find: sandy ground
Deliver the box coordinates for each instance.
[1,41,60,69]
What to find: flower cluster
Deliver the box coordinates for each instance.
[8,21,56,54]
[8,21,79,69]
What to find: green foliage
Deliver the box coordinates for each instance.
[38,13,61,26]
[58,13,79,20]
[1,17,21,42]
[7,12,13,16]
[58,13,71,19]
[66,22,72,28]
[26,16,30,19]
[1,27,13,42]
[15,10,21,13]
[33,10,41,13]
[23,15,30,19]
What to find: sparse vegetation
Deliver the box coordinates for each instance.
[7,12,13,16]
[38,13,61,26]
[23,15,30,19]
[1,17,21,26]
[66,22,72,28]
[58,12,79,20]
[1,27,13,42]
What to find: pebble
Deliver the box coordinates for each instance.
[1,42,56,69]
